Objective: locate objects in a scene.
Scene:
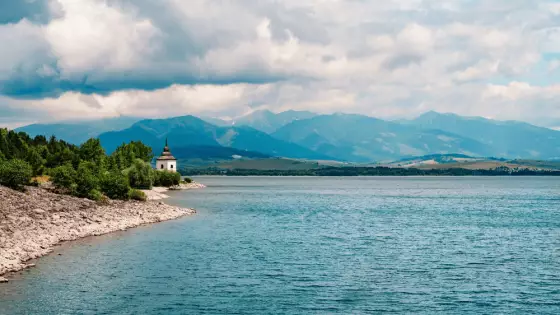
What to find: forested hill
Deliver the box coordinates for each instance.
[0,129,182,201]
[0,128,151,176]
[0,128,79,175]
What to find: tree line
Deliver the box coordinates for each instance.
[181,166,560,177]
[0,129,186,201]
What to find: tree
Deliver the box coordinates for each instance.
[27,147,46,176]
[74,161,100,198]
[105,155,119,172]
[124,159,154,189]
[112,141,154,169]
[80,138,106,171]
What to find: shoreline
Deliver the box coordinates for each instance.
[142,182,206,201]
[0,184,203,280]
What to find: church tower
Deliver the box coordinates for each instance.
[156,138,177,172]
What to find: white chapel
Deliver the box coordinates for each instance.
[156,138,177,172]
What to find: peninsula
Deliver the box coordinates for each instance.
[0,184,196,279]
[0,130,204,281]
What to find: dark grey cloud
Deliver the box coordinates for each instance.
[0,0,554,99]
[0,0,559,128]
[1,63,286,99]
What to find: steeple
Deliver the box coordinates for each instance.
[156,137,177,172]
[158,138,175,159]
[163,138,170,152]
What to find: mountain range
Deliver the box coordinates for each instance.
[13,110,560,162]
[98,115,331,160]
[405,111,560,159]
[272,113,495,162]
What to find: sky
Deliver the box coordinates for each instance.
[0,0,560,129]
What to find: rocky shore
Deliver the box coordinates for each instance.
[143,182,207,201]
[0,185,197,279]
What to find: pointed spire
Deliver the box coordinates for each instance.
[157,136,176,161]
[163,137,170,153]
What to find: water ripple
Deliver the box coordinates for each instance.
[1,177,559,314]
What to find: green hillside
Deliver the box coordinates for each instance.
[98,116,333,161]
[407,111,560,159]
[273,114,493,161]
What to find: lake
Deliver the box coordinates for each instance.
[1,177,559,314]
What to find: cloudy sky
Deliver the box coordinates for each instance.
[1,0,560,129]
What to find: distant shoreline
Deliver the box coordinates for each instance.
[182,167,560,177]
[189,175,560,178]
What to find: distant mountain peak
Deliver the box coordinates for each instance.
[281,109,314,115]
[417,110,457,119]
[224,109,318,133]
[251,109,275,115]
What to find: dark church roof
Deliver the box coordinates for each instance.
[157,139,177,161]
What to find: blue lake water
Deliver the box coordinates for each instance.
[1,177,560,314]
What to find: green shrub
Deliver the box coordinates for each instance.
[182,177,193,184]
[51,164,77,190]
[100,172,130,200]
[153,170,160,186]
[154,170,181,187]
[74,163,100,198]
[124,159,154,189]
[0,159,33,191]
[87,189,104,201]
[77,161,98,174]
[128,189,147,202]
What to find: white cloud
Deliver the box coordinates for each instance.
[4,84,273,122]
[45,0,159,74]
[3,79,557,130]
[0,19,49,80]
